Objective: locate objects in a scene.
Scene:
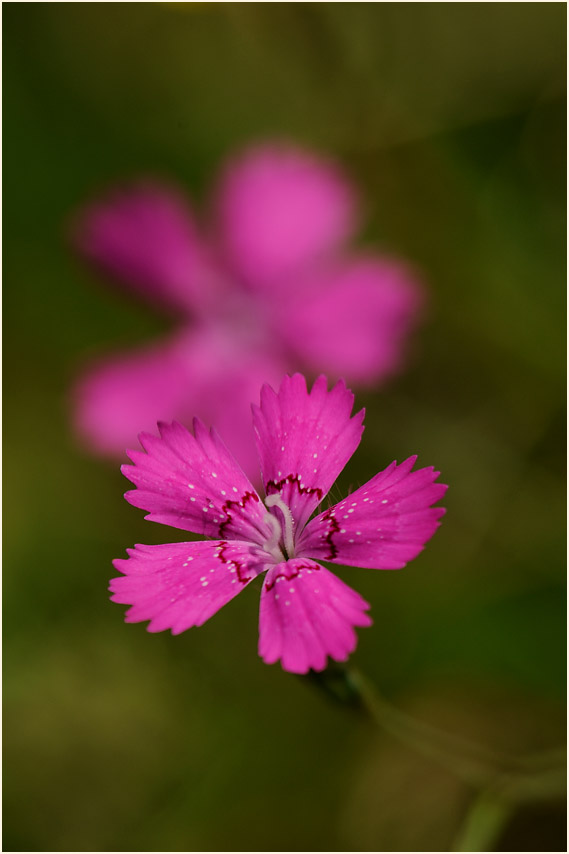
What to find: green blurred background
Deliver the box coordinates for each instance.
[3,3,566,851]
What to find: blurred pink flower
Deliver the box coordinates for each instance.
[72,143,424,474]
[111,374,446,673]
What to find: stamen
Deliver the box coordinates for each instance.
[261,511,284,562]
[265,494,296,559]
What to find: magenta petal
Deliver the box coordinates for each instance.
[72,335,197,458]
[214,143,357,291]
[72,324,287,476]
[72,180,214,313]
[122,419,267,542]
[193,342,288,481]
[275,258,425,385]
[252,374,365,531]
[299,457,447,570]
[258,559,372,674]
[111,540,267,634]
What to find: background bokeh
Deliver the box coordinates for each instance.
[4,4,566,851]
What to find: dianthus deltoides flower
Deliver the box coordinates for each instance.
[112,375,446,673]
[73,142,423,476]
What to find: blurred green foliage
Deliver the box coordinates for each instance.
[4,4,566,851]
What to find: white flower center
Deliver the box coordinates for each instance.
[261,494,296,562]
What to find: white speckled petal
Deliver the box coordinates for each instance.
[122,419,266,543]
[252,374,364,531]
[111,540,268,634]
[258,558,371,674]
[299,457,447,569]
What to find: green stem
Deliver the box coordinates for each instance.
[452,763,567,852]
[344,667,566,791]
[347,667,500,786]
[452,790,513,852]
[307,665,566,851]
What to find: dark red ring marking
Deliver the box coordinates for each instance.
[321,508,340,560]
[216,540,255,585]
[266,473,323,501]
[218,490,260,539]
[265,562,320,591]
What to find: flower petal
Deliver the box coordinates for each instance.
[214,143,357,291]
[72,180,215,314]
[111,540,267,634]
[72,334,197,458]
[191,338,288,481]
[122,418,267,543]
[72,326,287,478]
[275,257,424,385]
[252,374,365,531]
[299,457,447,569]
[258,558,371,674]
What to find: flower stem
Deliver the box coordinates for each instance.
[346,666,500,787]
[305,664,566,802]
[303,664,565,851]
[452,761,567,851]
[452,790,514,852]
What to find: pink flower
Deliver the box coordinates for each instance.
[111,374,447,674]
[72,143,424,476]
